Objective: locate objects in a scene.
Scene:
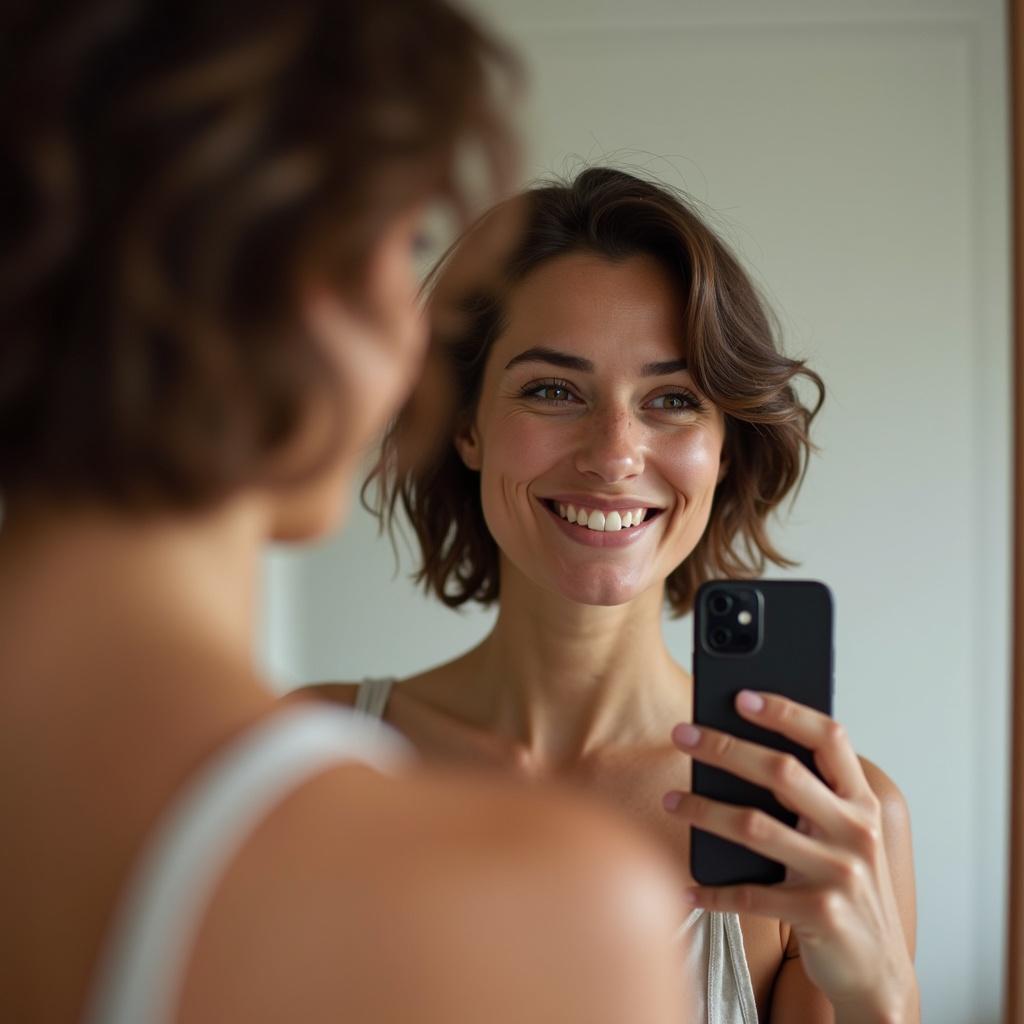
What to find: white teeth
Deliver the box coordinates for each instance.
[553,502,654,531]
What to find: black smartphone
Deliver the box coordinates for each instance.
[690,579,834,887]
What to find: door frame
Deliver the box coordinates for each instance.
[1008,0,1023,1020]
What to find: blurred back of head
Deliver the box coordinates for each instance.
[0,0,518,515]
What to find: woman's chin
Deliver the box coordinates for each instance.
[550,571,652,609]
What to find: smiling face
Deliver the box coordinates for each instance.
[456,251,727,607]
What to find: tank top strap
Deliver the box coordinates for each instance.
[676,909,758,1024]
[83,705,410,1024]
[355,676,397,720]
[707,912,759,1024]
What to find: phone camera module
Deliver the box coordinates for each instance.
[702,585,761,655]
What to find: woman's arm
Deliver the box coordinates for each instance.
[664,693,920,1023]
[767,757,917,1022]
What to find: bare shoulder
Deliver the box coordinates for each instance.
[283,667,445,710]
[281,680,362,708]
[857,755,917,954]
[858,755,911,828]
[179,763,685,1023]
[857,755,913,865]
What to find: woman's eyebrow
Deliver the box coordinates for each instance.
[640,358,688,376]
[504,347,593,372]
[503,347,689,377]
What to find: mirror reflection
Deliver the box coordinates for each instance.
[268,2,1012,1022]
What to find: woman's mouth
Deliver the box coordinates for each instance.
[541,498,664,534]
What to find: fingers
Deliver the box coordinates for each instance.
[675,689,868,801]
[683,880,832,929]
[663,790,830,880]
[670,719,854,839]
[731,690,867,800]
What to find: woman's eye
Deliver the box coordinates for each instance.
[538,385,570,401]
[648,391,700,412]
[522,382,578,403]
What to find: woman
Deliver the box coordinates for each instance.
[313,168,920,1022]
[0,10,688,1023]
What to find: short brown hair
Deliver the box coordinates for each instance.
[0,0,517,510]
[372,167,824,616]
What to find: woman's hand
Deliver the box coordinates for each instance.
[663,690,919,1023]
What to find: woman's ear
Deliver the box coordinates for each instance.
[717,458,729,484]
[454,421,483,471]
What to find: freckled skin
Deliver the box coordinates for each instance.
[458,252,726,607]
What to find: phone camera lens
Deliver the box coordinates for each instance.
[709,626,732,649]
[709,593,733,616]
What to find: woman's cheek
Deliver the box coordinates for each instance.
[476,413,565,540]
[488,411,568,480]
[659,425,724,496]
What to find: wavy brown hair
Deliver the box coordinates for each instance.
[370,167,824,616]
[0,0,517,510]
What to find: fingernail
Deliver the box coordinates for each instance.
[737,690,765,713]
[662,791,683,812]
[672,723,701,748]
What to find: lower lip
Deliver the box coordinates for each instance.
[540,501,660,548]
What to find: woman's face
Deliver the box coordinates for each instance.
[269,208,428,541]
[458,252,726,607]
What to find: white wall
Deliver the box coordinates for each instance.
[260,1,1011,1020]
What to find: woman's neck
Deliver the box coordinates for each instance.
[0,497,272,709]
[464,562,691,770]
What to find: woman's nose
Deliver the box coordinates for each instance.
[573,407,644,483]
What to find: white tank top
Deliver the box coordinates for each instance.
[82,704,410,1024]
[355,677,760,1024]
